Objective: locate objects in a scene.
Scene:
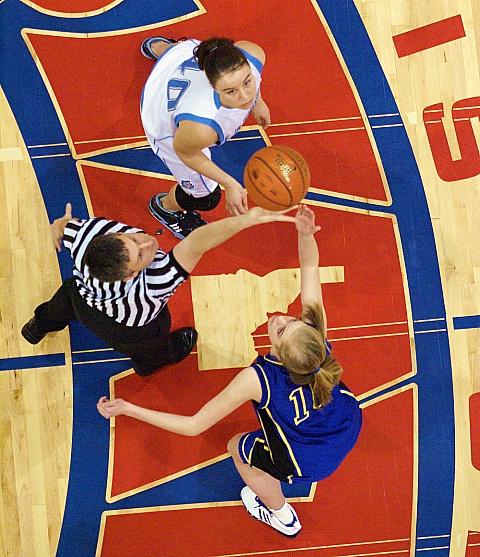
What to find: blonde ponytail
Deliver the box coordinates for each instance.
[277,302,343,408]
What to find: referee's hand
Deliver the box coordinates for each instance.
[50,202,74,251]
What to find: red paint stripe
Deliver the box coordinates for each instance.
[466,531,480,557]
[470,393,480,471]
[393,15,465,58]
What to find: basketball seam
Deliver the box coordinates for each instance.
[246,157,294,207]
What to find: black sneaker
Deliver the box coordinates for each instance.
[148,194,207,239]
[170,327,198,364]
[21,317,48,344]
[141,36,187,60]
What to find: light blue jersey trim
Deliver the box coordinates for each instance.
[238,47,264,73]
[174,113,225,144]
[154,39,198,67]
[142,41,194,110]
[198,174,215,194]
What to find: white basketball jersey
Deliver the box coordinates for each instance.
[141,39,263,150]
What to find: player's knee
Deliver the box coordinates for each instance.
[227,434,242,458]
[175,184,222,211]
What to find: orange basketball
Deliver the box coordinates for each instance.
[243,145,310,211]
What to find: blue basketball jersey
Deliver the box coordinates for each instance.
[241,353,362,483]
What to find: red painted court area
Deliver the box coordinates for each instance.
[466,532,480,557]
[27,0,114,12]
[100,390,414,556]
[393,14,465,57]
[23,0,417,553]
[470,393,480,471]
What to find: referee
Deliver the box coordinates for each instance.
[21,203,296,376]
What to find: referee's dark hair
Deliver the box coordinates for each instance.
[83,234,130,282]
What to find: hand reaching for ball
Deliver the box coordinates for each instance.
[295,205,321,235]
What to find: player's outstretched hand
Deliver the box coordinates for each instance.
[295,204,321,236]
[97,396,128,419]
[243,205,298,226]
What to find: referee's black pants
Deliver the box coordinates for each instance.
[33,278,178,376]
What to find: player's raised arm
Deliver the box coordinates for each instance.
[295,205,324,314]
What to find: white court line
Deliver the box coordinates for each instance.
[212,544,410,557]
[269,126,365,138]
[414,329,447,334]
[28,142,68,148]
[416,548,449,552]
[31,153,70,159]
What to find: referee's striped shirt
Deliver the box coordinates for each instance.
[63,218,189,327]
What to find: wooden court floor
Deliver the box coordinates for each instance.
[1,0,480,556]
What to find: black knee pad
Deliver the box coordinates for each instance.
[175,185,222,211]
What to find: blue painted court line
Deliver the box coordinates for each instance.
[414,318,447,333]
[453,315,480,330]
[0,353,65,371]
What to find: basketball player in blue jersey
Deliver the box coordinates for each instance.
[140,36,271,238]
[97,205,362,537]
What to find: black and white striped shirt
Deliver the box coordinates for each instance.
[63,218,189,327]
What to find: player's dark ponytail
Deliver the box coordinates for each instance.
[194,37,247,86]
[277,302,343,408]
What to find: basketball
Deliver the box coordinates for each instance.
[243,145,310,211]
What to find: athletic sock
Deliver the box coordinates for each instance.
[162,201,188,215]
[159,198,177,214]
[271,500,294,524]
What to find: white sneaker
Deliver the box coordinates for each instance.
[240,486,302,537]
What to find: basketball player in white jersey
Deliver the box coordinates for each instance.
[140,36,270,238]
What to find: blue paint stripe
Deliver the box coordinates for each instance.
[416,549,449,557]
[367,113,403,127]
[359,377,414,406]
[414,319,447,332]
[0,353,65,371]
[453,315,480,330]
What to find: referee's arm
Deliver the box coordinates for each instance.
[173,207,296,273]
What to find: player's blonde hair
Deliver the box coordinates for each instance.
[276,302,343,408]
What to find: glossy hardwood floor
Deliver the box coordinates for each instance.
[0,88,73,557]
